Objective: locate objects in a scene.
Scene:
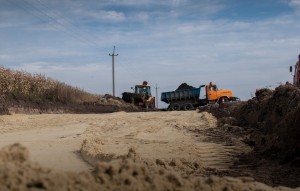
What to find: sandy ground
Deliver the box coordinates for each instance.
[80,111,251,173]
[1,111,299,191]
[0,111,248,174]
[0,114,92,172]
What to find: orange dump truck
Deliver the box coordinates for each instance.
[161,82,239,111]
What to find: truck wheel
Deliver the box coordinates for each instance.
[171,103,180,111]
[218,97,229,104]
[183,103,194,111]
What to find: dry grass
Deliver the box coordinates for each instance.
[0,66,100,104]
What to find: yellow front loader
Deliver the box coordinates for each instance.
[122,81,155,109]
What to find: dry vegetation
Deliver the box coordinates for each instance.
[0,66,136,114]
[0,66,100,104]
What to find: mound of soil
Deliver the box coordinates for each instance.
[176,83,195,91]
[196,84,300,187]
[201,84,300,166]
[198,102,244,119]
[234,84,300,166]
[255,88,273,101]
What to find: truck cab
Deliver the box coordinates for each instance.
[205,82,233,103]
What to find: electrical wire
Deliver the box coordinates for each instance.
[21,0,99,47]
[34,0,100,45]
[6,0,99,47]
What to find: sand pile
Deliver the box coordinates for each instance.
[0,143,298,191]
[92,149,297,191]
[234,84,300,165]
[0,143,101,191]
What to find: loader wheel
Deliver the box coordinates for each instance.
[171,103,180,111]
[183,103,194,111]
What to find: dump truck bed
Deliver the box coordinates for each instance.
[161,87,201,104]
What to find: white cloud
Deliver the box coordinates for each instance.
[130,12,150,22]
[106,0,151,6]
[286,0,300,14]
[88,10,126,21]
[288,0,300,7]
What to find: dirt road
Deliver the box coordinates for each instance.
[1,111,300,191]
[0,111,249,174]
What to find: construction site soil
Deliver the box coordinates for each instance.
[199,83,300,187]
[0,84,299,190]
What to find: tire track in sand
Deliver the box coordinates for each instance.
[81,111,250,174]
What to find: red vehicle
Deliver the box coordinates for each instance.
[290,55,300,87]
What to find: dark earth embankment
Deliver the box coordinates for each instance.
[199,83,300,187]
[0,95,138,115]
[234,84,300,166]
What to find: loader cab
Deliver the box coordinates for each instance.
[135,85,152,97]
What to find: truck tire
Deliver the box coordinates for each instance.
[218,96,229,104]
[170,103,180,111]
[183,103,194,111]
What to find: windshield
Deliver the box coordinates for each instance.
[135,86,151,96]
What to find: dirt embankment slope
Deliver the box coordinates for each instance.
[200,84,300,167]
[234,84,300,166]
[0,94,138,115]
[198,84,300,187]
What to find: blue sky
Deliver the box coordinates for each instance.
[1,0,300,107]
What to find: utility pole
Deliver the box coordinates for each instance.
[155,83,159,108]
[109,46,118,97]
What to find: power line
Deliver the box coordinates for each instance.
[6,0,99,47]
[35,0,100,45]
[21,0,98,47]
